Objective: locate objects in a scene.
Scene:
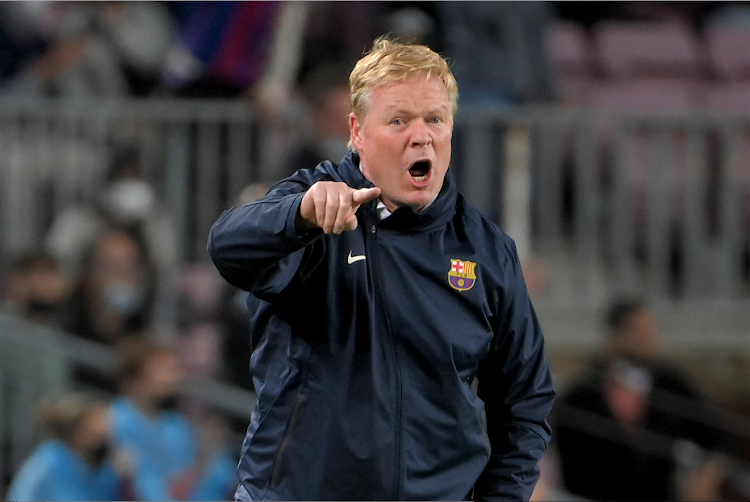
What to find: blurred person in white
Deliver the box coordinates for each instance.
[110,336,237,501]
[555,298,730,501]
[2,250,70,327]
[5,392,124,501]
[46,144,176,284]
[0,2,174,97]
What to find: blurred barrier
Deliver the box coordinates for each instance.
[553,401,750,500]
[451,105,750,351]
[1,97,749,495]
[0,98,748,344]
[0,313,255,497]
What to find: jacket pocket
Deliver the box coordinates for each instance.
[269,393,308,488]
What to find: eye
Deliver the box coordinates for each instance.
[429,117,441,124]
[391,118,403,126]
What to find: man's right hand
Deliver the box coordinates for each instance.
[298,182,381,234]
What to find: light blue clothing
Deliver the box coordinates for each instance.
[109,396,236,501]
[6,440,120,501]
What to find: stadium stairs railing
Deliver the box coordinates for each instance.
[0,313,255,498]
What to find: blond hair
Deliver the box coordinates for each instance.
[348,37,459,151]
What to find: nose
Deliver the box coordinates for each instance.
[410,120,432,147]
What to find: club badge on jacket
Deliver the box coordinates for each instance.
[448,259,477,291]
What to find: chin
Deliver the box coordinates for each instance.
[401,193,435,212]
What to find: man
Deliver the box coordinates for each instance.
[3,251,69,326]
[208,37,555,501]
[109,337,237,501]
[6,392,122,501]
[554,298,727,501]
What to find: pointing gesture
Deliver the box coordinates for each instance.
[299,182,381,234]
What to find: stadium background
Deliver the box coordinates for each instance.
[1,1,749,500]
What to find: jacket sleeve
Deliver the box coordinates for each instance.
[473,241,555,501]
[207,178,324,296]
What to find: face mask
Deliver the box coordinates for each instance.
[103,281,143,316]
[610,358,653,395]
[89,442,110,467]
[155,394,179,412]
[26,298,60,316]
[104,179,156,224]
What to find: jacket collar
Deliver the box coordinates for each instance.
[336,151,457,231]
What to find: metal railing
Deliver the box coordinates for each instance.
[0,313,255,498]
[0,98,749,346]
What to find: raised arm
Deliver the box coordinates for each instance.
[208,173,379,293]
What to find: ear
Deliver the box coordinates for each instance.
[349,113,365,152]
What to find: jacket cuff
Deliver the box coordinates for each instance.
[284,192,322,245]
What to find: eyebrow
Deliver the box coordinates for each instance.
[386,105,450,116]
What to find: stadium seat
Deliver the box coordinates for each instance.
[547,20,596,76]
[588,78,698,110]
[700,81,750,111]
[546,20,599,105]
[594,21,705,79]
[704,27,750,80]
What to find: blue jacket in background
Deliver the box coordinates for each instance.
[208,152,555,501]
[109,396,237,501]
[6,440,121,501]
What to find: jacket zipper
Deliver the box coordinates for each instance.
[369,222,403,498]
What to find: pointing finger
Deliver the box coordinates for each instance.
[352,187,381,205]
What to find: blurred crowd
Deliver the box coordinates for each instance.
[1,1,750,500]
[5,338,238,501]
[0,2,560,104]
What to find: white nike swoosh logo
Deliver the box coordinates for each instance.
[347,251,366,264]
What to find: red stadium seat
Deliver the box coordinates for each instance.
[588,78,698,110]
[704,27,750,80]
[700,81,750,111]
[547,20,596,76]
[594,21,705,79]
[547,20,599,105]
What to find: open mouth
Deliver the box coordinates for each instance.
[408,160,431,182]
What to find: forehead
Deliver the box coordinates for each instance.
[369,75,450,110]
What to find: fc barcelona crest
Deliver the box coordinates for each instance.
[448,259,477,291]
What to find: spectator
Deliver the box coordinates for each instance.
[174,264,224,379]
[437,1,556,107]
[45,144,176,282]
[2,251,69,327]
[61,227,153,346]
[5,392,123,501]
[59,227,154,393]
[297,2,387,86]
[109,337,236,501]
[98,145,177,280]
[98,1,176,96]
[554,298,729,500]
[279,61,353,177]
[2,2,174,97]
[0,2,51,87]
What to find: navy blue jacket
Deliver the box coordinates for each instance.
[208,152,555,501]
